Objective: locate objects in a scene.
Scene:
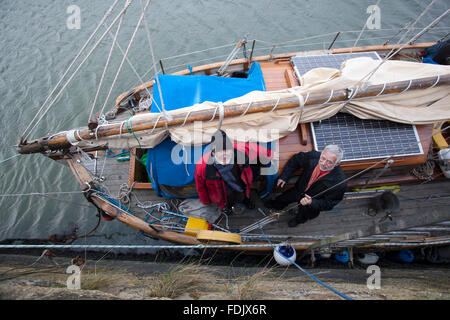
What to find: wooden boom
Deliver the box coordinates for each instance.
[18,73,450,155]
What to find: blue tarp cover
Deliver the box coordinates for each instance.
[146,139,277,199]
[146,139,210,198]
[151,62,266,112]
[145,62,277,199]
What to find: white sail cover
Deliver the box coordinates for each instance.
[81,57,450,149]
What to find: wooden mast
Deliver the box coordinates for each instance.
[18,74,450,155]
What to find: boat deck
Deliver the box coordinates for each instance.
[61,56,450,250]
[66,149,450,248]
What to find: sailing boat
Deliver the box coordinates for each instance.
[16,1,450,258]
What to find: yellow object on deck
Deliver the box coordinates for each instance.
[352,185,401,194]
[196,230,242,244]
[432,121,449,150]
[184,216,209,236]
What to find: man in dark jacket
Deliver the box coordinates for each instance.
[264,145,347,227]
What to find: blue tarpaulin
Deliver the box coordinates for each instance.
[145,62,277,199]
[151,62,266,112]
[146,138,210,198]
[146,139,277,199]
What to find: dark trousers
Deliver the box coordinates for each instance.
[226,189,245,208]
[265,187,320,223]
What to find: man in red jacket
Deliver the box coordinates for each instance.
[195,130,273,215]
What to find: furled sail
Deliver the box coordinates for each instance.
[19,57,450,153]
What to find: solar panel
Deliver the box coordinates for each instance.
[310,113,423,162]
[291,51,381,77]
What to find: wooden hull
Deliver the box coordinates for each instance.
[45,43,450,253]
[65,151,450,253]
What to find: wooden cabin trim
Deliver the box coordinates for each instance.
[128,148,152,189]
[128,151,137,188]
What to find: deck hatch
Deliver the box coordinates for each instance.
[310,113,423,162]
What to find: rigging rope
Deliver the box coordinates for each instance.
[145,26,450,68]
[0,243,314,250]
[257,226,353,300]
[357,4,449,88]
[88,0,129,121]
[21,0,122,139]
[0,154,21,165]
[23,0,134,141]
[0,238,448,251]
[350,0,382,53]
[319,6,449,116]
[99,0,152,117]
[49,209,102,245]
[253,26,450,48]
[256,35,396,52]
[0,191,86,198]
[390,0,437,48]
[103,23,163,115]
[138,0,172,122]
[127,25,450,89]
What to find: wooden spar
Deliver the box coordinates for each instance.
[66,153,204,246]
[89,194,203,245]
[66,151,310,251]
[89,194,315,251]
[18,73,450,155]
[115,42,436,106]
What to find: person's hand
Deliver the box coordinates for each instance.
[299,194,312,206]
[277,179,286,188]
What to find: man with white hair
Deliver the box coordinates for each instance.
[264,145,347,227]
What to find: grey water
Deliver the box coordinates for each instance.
[0,0,448,248]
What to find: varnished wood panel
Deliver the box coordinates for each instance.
[260,60,298,91]
[129,148,152,189]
